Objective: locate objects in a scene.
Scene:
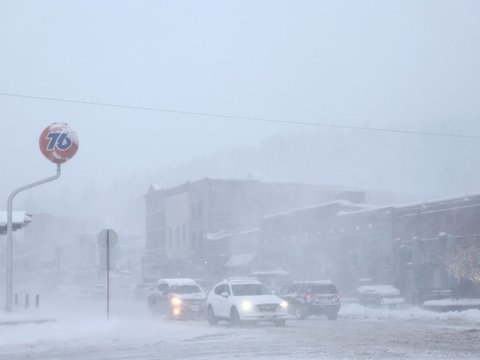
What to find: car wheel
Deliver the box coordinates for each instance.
[274,319,286,327]
[326,311,338,320]
[230,307,241,327]
[207,306,218,325]
[295,305,307,320]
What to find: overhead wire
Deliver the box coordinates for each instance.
[0,92,479,140]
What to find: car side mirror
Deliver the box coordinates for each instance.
[221,292,229,298]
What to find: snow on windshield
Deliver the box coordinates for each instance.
[170,285,203,294]
[232,284,271,296]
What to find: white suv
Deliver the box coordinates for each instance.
[206,278,288,326]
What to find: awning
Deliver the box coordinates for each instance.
[224,253,256,268]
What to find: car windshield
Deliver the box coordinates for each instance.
[301,284,337,294]
[170,285,203,294]
[232,284,270,296]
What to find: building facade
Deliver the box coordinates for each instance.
[260,193,480,302]
[144,178,341,279]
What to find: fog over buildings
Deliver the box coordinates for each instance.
[0,1,478,270]
[1,2,480,359]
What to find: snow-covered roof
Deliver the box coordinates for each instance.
[293,280,334,285]
[0,211,32,234]
[0,211,31,226]
[205,229,259,242]
[392,193,480,217]
[224,253,256,267]
[262,201,373,220]
[253,270,290,277]
[225,277,261,285]
[261,201,353,220]
[337,205,393,217]
[156,278,198,287]
[148,184,162,193]
[423,298,480,307]
[357,285,400,296]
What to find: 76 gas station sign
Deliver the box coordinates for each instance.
[4,122,79,313]
[39,123,79,164]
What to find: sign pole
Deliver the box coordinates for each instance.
[97,228,117,320]
[5,164,61,312]
[107,230,110,320]
[4,122,78,313]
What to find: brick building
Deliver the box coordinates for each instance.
[259,193,480,302]
[144,178,341,279]
[393,195,480,302]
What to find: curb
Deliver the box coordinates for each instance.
[0,318,56,326]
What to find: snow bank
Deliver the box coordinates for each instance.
[424,298,480,307]
[340,303,480,323]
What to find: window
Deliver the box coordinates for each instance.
[160,233,165,248]
[157,283,169,294]
[279,284,293,296]
[214,285,225,295]
[170,285,203,294]
[191,232,196,249]
[182,223,186,244]
[223,285,231,295]
[214,284,230,296]
[231,284,270,296]
[299,283,337,294]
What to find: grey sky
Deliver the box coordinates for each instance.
[1,0,479,231]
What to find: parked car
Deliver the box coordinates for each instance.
[279,280,340,320]
[357,285,405,309]
[147,278,206,319]
[206,277,288,326]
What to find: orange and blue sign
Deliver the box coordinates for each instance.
[39,123,79,164]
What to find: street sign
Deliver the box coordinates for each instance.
[98,229,118,248]
[39,123,79,164]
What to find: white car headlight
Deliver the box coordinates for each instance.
[172,307,181,316]
[280,300,288,309]
[241,301,253,311]
[171,297,182,306]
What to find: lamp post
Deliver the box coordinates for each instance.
[4,123,78,312]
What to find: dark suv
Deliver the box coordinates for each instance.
[147,278,206,319]
[278,280,340,320]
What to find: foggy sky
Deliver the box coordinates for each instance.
[1,0,480,232]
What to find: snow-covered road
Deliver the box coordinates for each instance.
[1,300,480,359]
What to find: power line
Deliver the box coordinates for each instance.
[1,92,479,140]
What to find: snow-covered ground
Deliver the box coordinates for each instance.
[1,298,480,359]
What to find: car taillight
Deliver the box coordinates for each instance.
[304,292,313,302]
[333,294,340,303]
